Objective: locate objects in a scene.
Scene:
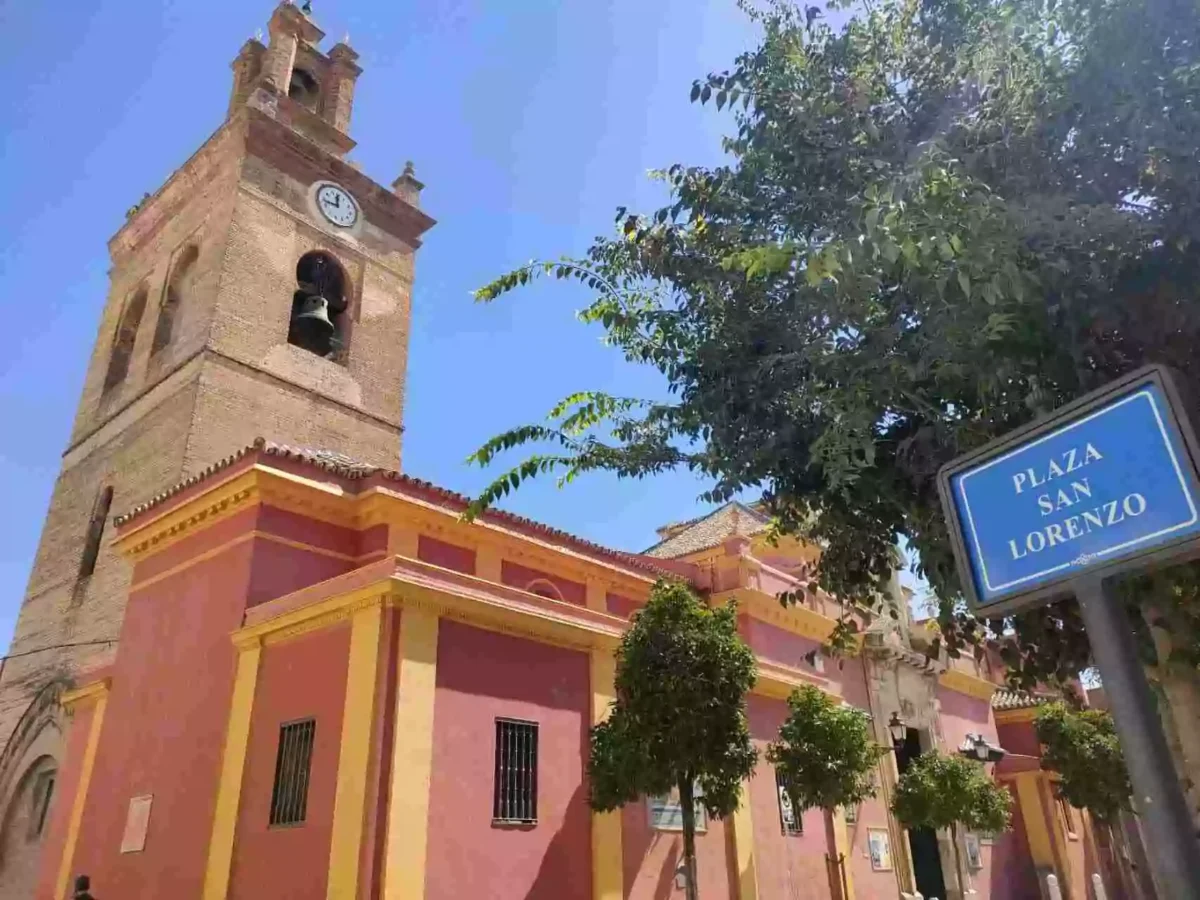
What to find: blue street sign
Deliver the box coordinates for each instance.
[948,380,1200,610]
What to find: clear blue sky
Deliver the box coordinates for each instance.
[0,0,773,650]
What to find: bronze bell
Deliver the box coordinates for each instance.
[292,293,334,336]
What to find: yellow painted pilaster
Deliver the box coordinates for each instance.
[382,606,440,900]
[389,525,419,559]
[55,682,110,900]
[729,783,759,900]
[327,600,384,900]
[586,578,608,613]
[590,651,623,900]
[1014,772,1056,869]
[202,641,261,900]
[831,807,856,900]
[1043,776,1072,884]
[476,544,502,582]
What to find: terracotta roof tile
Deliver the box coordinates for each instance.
[114,438,675,579]
[644,502,771,559]
[992,689,1054,711]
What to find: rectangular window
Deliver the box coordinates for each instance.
[493,718,538,823]
[270,719,316,827]
[776,769,803,835]
[649,786,708,833]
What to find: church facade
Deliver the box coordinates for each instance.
[1,5,1133,899]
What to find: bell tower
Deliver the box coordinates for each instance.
[0,4,433,891]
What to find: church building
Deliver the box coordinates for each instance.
[0,4,1134,899]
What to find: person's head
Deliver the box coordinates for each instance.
[74,874,90,893]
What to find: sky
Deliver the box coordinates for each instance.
[0,0,780,651]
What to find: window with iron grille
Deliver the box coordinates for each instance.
[493,718,538,823]
[269,719,316,826]
[776,768,803,835]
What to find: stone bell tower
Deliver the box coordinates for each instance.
[0,4,433,893]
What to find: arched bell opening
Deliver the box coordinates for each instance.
[288,251,349,360]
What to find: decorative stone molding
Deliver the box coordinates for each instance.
[114,469,260,560]
[712,587,851,646]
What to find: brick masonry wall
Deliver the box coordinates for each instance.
[0,372,201,750]
[0,103,423,770]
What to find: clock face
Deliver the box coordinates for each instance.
[315,184,358,228]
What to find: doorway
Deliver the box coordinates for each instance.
[896,728,948,900]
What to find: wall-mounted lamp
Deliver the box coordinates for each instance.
[958,733,1006,764]
[888,712,907,748]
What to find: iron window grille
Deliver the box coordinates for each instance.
[493,718,538,824]
[776,769,803,835]
[269,718,316,827]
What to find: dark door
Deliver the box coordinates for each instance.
[896,729,949,900]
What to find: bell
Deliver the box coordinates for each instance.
[292,294,334,336]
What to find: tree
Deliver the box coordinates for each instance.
[467,0,1200,687]
[589,580,758,900]
[766,684,885,830]
[892,752,1012,895]
[1035,701,1132,825]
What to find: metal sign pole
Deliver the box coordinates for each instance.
[1074,571,1200,898]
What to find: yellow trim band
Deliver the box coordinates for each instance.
[729,784,758,900]
[202,642,262,900]
[55,685,109,899]
[994,706,1040,724]
[1014,772,1056,868]
[382,607,439,900]
[60,678,112,711]
[327,601,384,899]
[830,807,855,900]
[938,669,999,702]
[590,651,622,900]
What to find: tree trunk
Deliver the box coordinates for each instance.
[679,776,700,900]
[951,821,966,900]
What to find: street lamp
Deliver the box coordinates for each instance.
[888,712,907,748]
[958,733,1006,764]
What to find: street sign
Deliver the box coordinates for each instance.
[937,365,1200,897]
[938,366,1200,616]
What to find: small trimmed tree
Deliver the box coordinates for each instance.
[1035,702,1132,826]
[589,580,758,900]
[892,752,1011,895]
[767,684,885,835]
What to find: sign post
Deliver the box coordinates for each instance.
[938,365,1200,898]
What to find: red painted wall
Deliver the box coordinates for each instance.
[997,720,1042,759]
[606,592,641,619]
[63,537,257,899]
[988,783,1039,900]
[745,695,834,900]
[418,535,476,574]
[936,686,995,754]
[425,621,591,900]
[937,687,1002,898]
[740,618,825,679]
[245,536,352,607]
[501,560,586,605]
[621,800,731,900]
[227,625,351,900]
[34,701,97,899]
